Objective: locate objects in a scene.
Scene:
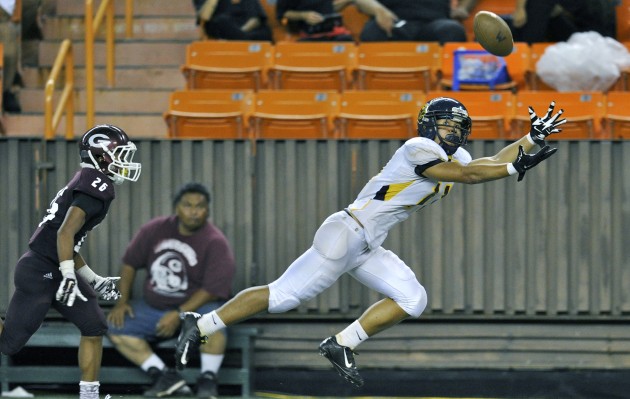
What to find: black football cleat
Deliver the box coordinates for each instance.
[175,312,207,371]
[142,368,186,397]
[319,336,364,387]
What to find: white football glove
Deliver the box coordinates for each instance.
[76,264,121,301]
[90,276,121,301]
[56,260,88,307]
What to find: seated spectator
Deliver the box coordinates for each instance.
[276,0,355,42]
[355,0,467,43]
[0,0,22,113]
[107,182,236,398]
[192,0,273,41]
[454,0,617,43]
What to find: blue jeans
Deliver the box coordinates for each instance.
[107,299,224,341]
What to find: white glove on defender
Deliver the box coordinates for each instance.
[56,260,88,306]
[90,275,121,301]
[77,265,122,301]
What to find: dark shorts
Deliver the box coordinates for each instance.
[107,299,224,342]
[0,250,107,356]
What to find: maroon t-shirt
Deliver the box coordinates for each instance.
[122,215,236,310]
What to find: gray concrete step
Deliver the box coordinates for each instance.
[3,0,199,138]
[22,66,186,90]
[18,88,171,114]
[38,40,187,67]
[54,0,196,17]
[2,113,168,138]
[42,16,198,41]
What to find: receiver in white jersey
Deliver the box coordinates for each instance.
[348,137,472,250]
[174,96,566,390]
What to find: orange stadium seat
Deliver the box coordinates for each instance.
[617,0,630,42]
[260,0,295,43]
[604,91,630,139]
[181,40,274,91]
[440,41,530,91]
[340,5,370,41]
[270,41,357,91]
[337,90,425,139]
[251,90,340,139]
[511,91,607,140]
[354,42,441,92]
[428,90,514,139]
[163,90,255,139]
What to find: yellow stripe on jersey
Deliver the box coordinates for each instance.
[373,181,415,201]
[417,183,440,205]
[383,181,414,201]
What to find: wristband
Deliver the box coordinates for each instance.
[507,163,518,176]
[525,134,536,145]
[59,259,76,277]
[77,265,97,283]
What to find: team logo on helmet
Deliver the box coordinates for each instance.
[451,105,468,118]
[87,133,113,148]
[79,125,142,184]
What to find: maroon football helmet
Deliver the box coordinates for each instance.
[79,124,141,184]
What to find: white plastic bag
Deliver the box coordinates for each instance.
[536,31,630,92]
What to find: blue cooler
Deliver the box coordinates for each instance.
[452,50,510,90]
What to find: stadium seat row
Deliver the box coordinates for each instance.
[181,40,630,94]
[163,89,630,140]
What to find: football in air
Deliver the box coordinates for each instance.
[473,11,514,57]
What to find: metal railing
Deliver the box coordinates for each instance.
[84,0,115,128]
[44,39,74,139]
[44,0,134,138]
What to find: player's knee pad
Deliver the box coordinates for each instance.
[267,283,301,313]
[395,283,428,318]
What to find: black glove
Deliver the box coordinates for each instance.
[512,145,557,182]
[528,101,567,147]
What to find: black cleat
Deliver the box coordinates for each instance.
[196,370,218,399]
[175,312,207,371]
[319,336,364,387]
[143,368,186,397]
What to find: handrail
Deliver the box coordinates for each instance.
[125,0,134,38]
[44,39,74,139]
[85,0,114,128]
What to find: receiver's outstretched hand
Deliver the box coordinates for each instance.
[528,101,567,146]
[512,145,557,181]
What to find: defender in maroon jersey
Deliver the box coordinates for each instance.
[0,124,141,399]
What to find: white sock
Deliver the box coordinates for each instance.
[201,353,225,375]
[79,381,99,399]
[140,353,166,372]
[335,320,369,350]
[198,310,227,336]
